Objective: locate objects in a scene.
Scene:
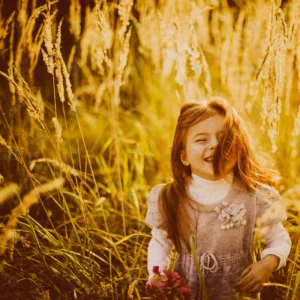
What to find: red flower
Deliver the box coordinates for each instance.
[151,281,168,288]
[163,270,181,280]
[145,268,192,299]
[177,287,190,293]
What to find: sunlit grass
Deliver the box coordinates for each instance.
[0,0,299,299]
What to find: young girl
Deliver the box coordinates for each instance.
[145,97,291,300]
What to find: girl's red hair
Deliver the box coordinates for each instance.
[157,97,279,253]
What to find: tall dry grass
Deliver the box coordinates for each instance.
[0,0,299,299]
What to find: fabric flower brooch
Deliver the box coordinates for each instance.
[214,201,247,230]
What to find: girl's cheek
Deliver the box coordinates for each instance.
[190,145,202,154]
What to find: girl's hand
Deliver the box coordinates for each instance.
[234,255,279,293]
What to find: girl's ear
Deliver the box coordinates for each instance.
[181,151,190,166]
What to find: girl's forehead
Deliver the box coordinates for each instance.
[187,115,225,137]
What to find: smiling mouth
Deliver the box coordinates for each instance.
[204,156,213,162]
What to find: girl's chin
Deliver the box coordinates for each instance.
[192,170,215,180]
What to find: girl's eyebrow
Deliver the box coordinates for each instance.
[193,130,225,139]
[193,133,208,138]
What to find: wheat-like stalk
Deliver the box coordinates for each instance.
[93,0,113,80]
[0,135,23,164]
[253,4,289,153]
[16,0,28,28]
[55,20,74,105]
[118,0,134,41]
[80,6,100,71]
[0,0,300,298]
[284,0,300,115]
[61,57,74,105]
[187,22,201,76]
[67,45,76,72]
[0,12,15,50]
[55,57,65,103]
[69,0,81,41]
[159,12,176,77]
[41,9,55,75]
[174,18,188,86]
[58,22,74,104]
[135,6,161,71]
[0,178,65,256]
[26,2,53,83]
[0,184,20,206]
[0,67,47,132]
[52,117,63,145]
[29,158,81,177]
[54,19,65,103]
[290,106,300,174]
[198,46,212,96]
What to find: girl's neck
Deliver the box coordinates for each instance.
[191,171,234,189]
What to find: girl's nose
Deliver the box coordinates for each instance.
[209,135,218,149]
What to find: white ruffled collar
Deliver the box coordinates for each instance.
[191,171,234,191]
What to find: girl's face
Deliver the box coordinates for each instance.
[181,115,236,180]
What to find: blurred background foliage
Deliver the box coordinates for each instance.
[0,0,299,299]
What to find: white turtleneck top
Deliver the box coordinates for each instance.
[147,172,291,277]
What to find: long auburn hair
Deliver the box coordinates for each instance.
[158,96,279,253]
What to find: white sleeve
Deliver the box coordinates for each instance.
[260,222,291,271]
[148,227,173,278]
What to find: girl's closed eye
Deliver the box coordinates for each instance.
[196,139,207,142]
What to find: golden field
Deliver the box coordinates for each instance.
[0,0,299,299]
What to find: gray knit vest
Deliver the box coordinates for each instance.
[145,176,287,300]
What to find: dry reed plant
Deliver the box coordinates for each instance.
[41,7,55,75]
[0,135,23,165]
[52,117,63,145]
[55,20,74,105]
[0,184,20,207]
[29,158,80,177]
[0,178,64,256]
[69,0,81,42]
[0,0,299,299]
[0,68,46,132]
[42,12,74,106]
[0,12,15,51]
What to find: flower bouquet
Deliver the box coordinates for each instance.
[145,266,192,300]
